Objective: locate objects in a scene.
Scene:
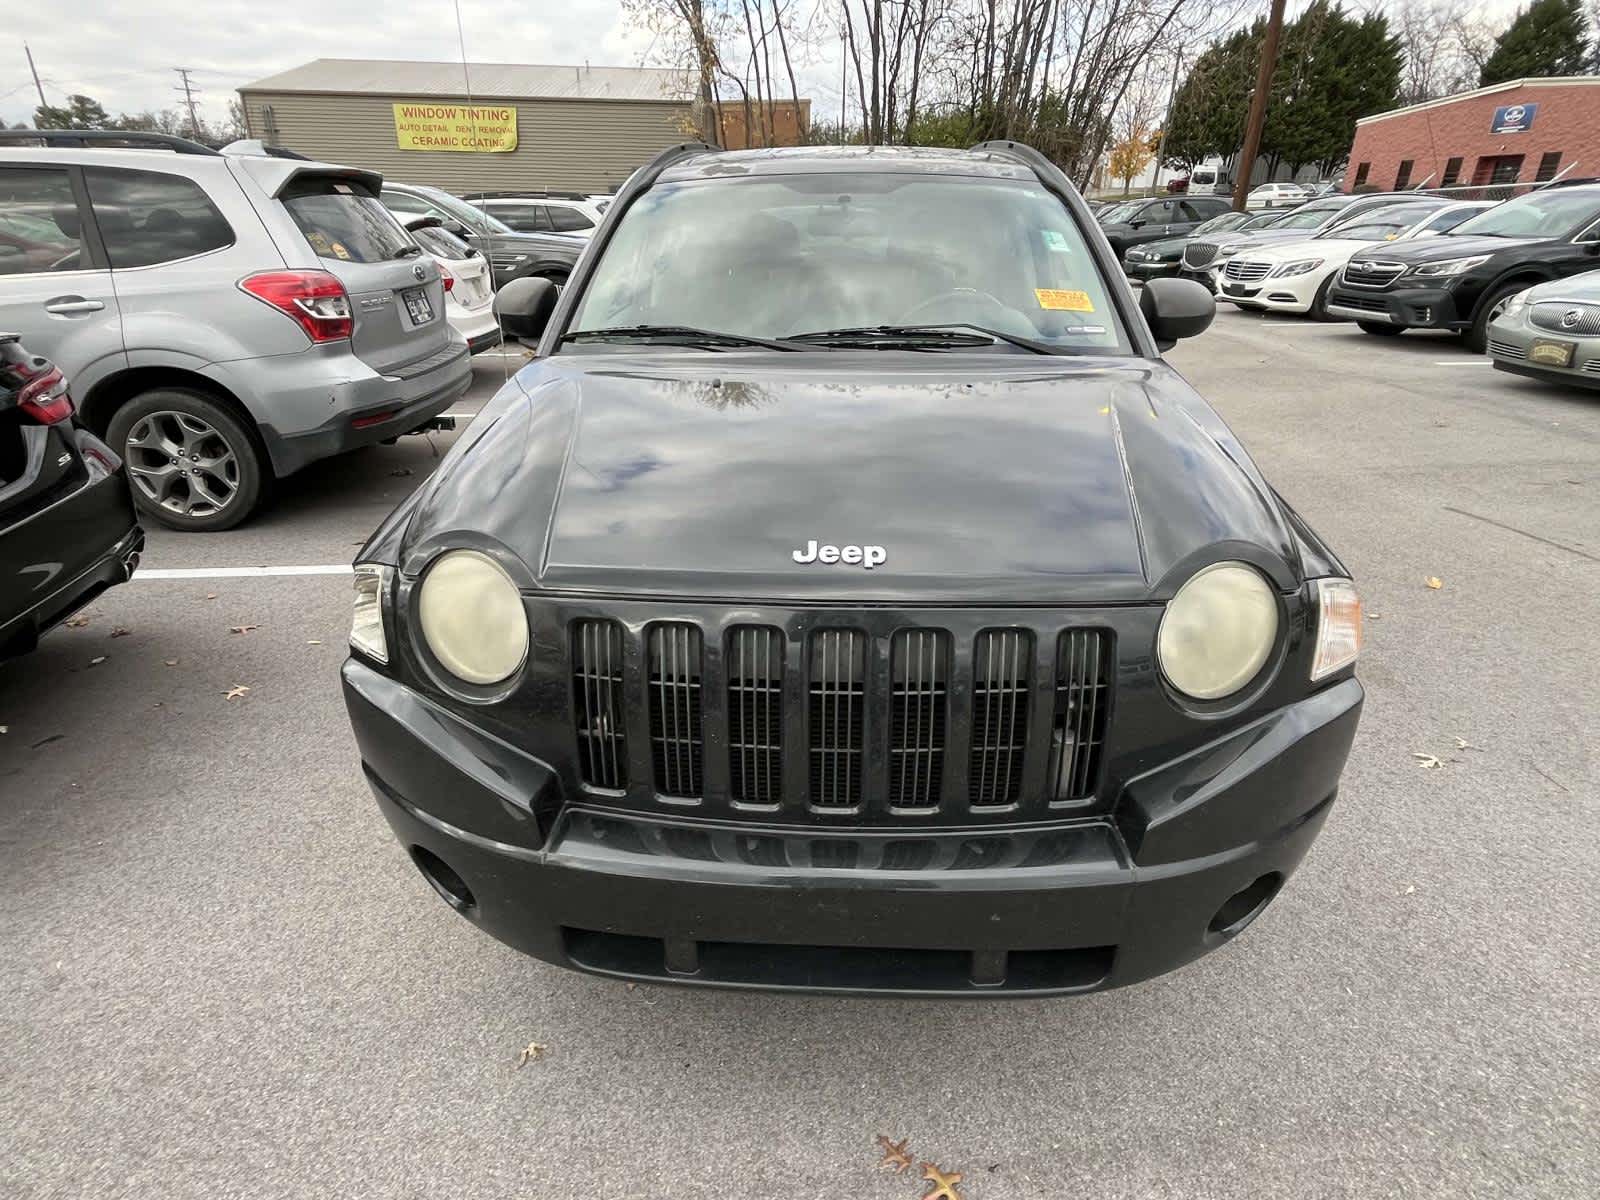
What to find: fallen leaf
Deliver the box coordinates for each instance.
[88,656,107,666]
[1413,752,1444,769]
[516,1041,547,1068]
[164,659,179,667]
[1403,884,1416,895]
[875,1135,914,1174]
[110,627,130,638]
[205,593,218,600]
[224,685,250,701]
[919,1162,965,1200]
[229,624,259,635]
[1367,612,1381,620]
[390,467,414,477]
[152,702,163,709]
[306,639,323,645]
[1425,576,1443,590]
[1454,737,1481,751]
[65,614,90,628]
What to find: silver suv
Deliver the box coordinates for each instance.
[0,131,472,531]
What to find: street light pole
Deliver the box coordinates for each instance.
[1231,0,1287,212]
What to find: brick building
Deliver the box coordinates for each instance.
[1346,77,1600,193]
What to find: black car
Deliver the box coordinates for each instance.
[1123,210,1285,280]
[342,143,1365,996]
[379,182,584,289]
[1326,185,1600,350]
[1098,194,1233,258]
[1,335,141,661]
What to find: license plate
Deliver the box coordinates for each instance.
[402,287,433,324]
[1223,283,1245,296]
[1529,338,1575,367]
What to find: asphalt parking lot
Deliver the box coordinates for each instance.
[4,315,1597,1199]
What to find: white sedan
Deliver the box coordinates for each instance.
[1216,200,1495,319]
[1245,182,1310,210]
[404,219,503,354]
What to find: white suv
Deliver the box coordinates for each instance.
[0,130,471,531]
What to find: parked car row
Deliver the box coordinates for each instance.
[1116,179,1600,388]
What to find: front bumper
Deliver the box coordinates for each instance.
[343,660,1363,996]
[1218,270,1321,313]
[1486,316,1600,388]
[1325,284,1462,329]
[1177,266,1221,292]
[1124,259,1180,281]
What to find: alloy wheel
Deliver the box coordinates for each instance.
[124,410,241,519]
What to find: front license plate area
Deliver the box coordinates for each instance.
[402,287,434,324]
[1529,337,1575,367]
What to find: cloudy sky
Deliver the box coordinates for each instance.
[6,1,1526,130]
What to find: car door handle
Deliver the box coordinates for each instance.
[44,298,106,315]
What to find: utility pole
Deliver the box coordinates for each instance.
[1231,0,1287,212]
[1152,46,1185,193]
[174,67,202,138]
[25,43,48,112]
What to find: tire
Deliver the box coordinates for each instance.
[1467,282,1526,354]
[1357,321,1404,337]
[1309,274,1336,321]
[106,388,266,532]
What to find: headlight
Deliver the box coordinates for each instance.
[1310,578,1362,681]
[1500,289,1530,317]
[1408,255,1490,277]
[418,550,529,685]
[1157,563,1279,700]
[1270,258,1324,278]
[350,563,391,663]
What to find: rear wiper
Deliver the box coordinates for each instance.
[559,324,802,351]
[393,244,424,259]
[787,324,1068,354]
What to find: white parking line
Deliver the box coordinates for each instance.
[1432,360,1491,366]
[133,565,353,580]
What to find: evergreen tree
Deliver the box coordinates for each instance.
[1160,26,1262,169]
[1480,0,1592,85]
[33,94,112,130]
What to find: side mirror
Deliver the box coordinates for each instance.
[494,276,559,341]
[1140,277,1215,349]
[1585,241,1600,255]
[1128,219,1145,229]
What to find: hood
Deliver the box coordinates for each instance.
[1524,272,1600,302]
[1213,228,1326,254]
[1129,236,1187,257]
[1349,234,1537,265]
[1236,237,1372,264]
[400,354,1302,603]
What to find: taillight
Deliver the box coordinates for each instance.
[239,270,352,343]
[17,365,74,424]
[439,264,455,293]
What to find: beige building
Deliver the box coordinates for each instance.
[237,59,699,194]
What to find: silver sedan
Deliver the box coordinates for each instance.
[1487,272,1600,388]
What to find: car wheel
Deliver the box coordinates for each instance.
[1467,283,1525,354]
[1357,321,1404,337]
[107,389,266,532]
[1309,275,1337,321]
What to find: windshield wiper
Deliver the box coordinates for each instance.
[559,325,802,351]
[393,244,424,259]
[787,324,1068,354]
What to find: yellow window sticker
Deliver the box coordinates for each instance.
[330,242,352,260]
[1036,288,1094,312]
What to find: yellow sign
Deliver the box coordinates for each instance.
[392,103,517,153]
[1035,288,1094,312]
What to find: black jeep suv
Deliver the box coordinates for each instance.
[342,143,1365,996]
[1326,185,1600,350]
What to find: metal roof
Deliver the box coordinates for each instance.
[237,58,694,103]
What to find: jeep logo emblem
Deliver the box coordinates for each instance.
[792,540,887,569]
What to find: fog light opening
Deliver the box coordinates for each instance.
[411,845,476,914]
[1208,872,1283,938]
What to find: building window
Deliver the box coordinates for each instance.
[1353,161,1370,188]
[1491,155,1524,185]
[1442,157,1464,187]
[1537,151,1563,182]
[1395,159,1415,189]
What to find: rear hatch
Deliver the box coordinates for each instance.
[411,225,494,311]
[276,176,450,376]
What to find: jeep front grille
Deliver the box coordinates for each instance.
[573,618,627,789]
[647,622,703,798]
[566,615,1117,822]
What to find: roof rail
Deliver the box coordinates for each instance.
[460,189,596,202]
[0,128,221,155]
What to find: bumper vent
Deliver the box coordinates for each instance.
[1050,629,1113,802]
[969,629,1032,806]
[647,623,703,798]
[727,625,784,806]
[808,629,866,807]
[890,629,950,808]
[572,619,627,789]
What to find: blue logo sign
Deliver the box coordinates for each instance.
[1492,103,1537,134]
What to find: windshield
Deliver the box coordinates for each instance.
[1193,212,1247,236]
[1448,188,1600,238]
[1268,201,1347,230]
[1322,204,1441,241]
[568,173,1129,352]
[1241,211,1286,229]
[429,189,515,235]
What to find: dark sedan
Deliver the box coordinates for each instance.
[379,182,585,289]
[0,334,141,661]
[1326,185,1600,350]
[342,143,1365,997]
[1124,210,1286,280]
[1098,194,1233,259]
